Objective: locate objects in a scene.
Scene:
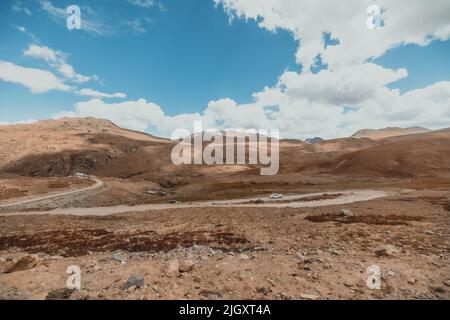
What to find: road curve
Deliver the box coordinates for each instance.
[0,177,104,210]
[0,189,390,217]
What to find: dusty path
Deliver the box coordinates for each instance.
[0,177,104,210]
[0,189,390,216]
[207,190,389,207]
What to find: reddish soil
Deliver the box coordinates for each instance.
[0,188,28,200]
[0,229,252,257]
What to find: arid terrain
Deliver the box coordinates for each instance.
[0,118,449,300]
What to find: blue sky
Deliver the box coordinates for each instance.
[0,0,298,121]
[374,40,450,93]
[0,0,449,138]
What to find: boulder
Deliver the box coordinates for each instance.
[3,254,39,273]
[239,254,250,261]
[341,208,354,217]
[0,257,11,273]
[166,259,180,277]
[46,288,75,300]
[179,259,195,273]
[122,273,144,290]
[375,244,399,257]
[112,251,127,264]
[300,293,319,300]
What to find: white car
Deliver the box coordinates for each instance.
[270,193,284,199]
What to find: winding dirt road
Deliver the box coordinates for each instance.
[0,184,390,216]
[0,177,104,210]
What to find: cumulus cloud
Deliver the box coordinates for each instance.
[278,63,408,106]
[24,44,93,83]
[215,0,450,71]
[0,60,71,94]
[152,79,450,139]
[51,72,450,139]
[54,99,165,132]
[53,67,450,139]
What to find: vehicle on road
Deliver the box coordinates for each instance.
[270,193,284,199]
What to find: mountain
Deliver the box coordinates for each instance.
[305,137,325,144]
[1,118,449,203]
[0,117,172,177]
[351,126,430,140]
[331,129,450,177]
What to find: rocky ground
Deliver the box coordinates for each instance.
[0,189,449,300]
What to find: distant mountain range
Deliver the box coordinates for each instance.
[304,127,431,144]
[351,126,430,140]
[1,118,448,184]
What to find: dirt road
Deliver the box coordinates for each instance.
[0,177,104,210]
[0,189,391,216]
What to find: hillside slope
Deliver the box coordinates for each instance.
[1,118,449,183]
[0,118,172,177]
[330,129,450,177]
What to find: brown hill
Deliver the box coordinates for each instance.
[1,118,449,192]
[0,118,173,177]
[330,129,450,178]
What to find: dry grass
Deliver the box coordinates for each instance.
[305,213,424,225]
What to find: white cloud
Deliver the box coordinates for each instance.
[24,44,93,83]
[51,68,450,138]
[278,63,408,106]
[215,0,450,71]
[52,64,449,139]
[24,44,57,62]
[78,88,127,99]
[151,78,450,139]
[16,26,27,33]
[0,60,71,94]
[54,99,165,132]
